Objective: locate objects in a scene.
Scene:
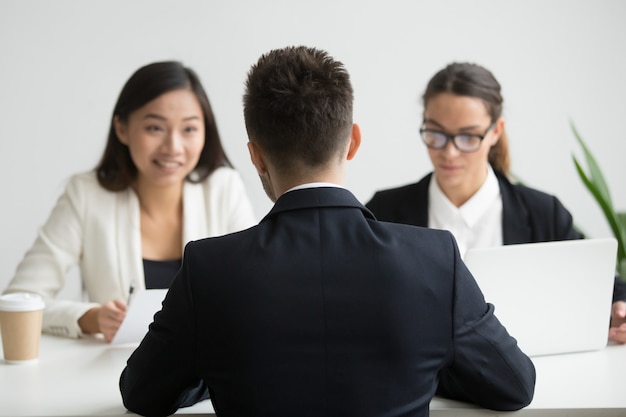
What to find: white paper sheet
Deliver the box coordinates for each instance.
[111,289,168,345]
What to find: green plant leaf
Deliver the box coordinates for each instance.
[618,212,626,230]
[571,122,626,277]
[618,212,626,250]
[573,156,626,261]
[571,122,614,209]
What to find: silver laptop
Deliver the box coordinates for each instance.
[463,238,617,357]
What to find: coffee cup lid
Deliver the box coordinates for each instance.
[0,293,45,312]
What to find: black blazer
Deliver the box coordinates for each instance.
[366,170,626,301]
[120,187,535,417]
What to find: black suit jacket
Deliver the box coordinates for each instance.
[366,171,626,301]
[120,187,535,417]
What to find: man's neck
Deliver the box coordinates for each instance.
[272,169,345,197]
[284,182,344,193]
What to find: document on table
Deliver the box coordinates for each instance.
[111,289,168,345]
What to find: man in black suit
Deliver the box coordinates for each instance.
[119,46,535,417]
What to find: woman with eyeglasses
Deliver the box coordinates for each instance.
[366,62,626,344]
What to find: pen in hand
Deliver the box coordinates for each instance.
[127,283,135,306]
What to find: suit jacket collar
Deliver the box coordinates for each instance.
[262,187,375,222]
[496,170,533,244]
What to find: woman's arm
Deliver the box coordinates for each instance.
[4,174,100,338]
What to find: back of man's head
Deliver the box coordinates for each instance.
[243,46,354,174]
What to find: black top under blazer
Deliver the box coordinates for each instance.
[366,170,626,301]
[120,187,535,417]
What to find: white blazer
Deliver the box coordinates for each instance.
[5,167,257,338]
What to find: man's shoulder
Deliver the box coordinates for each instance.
[187,224,257,251]
[368,216,455,247]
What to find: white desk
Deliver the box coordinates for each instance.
[1,334,626,416]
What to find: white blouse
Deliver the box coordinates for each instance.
[428,167,503,258]
[4,167,257,338]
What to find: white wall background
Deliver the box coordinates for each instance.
[1,0,625,294]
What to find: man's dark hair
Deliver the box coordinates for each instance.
[243,46,353,173]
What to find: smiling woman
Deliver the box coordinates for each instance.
[2,62,258,342]
[114,89,206,190]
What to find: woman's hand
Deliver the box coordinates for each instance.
[609,301,626,344]
[78,299,127,342]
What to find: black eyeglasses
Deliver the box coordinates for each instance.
[419,123,494,153]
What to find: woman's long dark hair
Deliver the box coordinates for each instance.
[96,61,231,191]
[422,62,510,175]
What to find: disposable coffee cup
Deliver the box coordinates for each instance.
[0,293,45,364]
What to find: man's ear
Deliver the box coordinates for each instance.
[247,141,268,175]
[346,123,361,161]
[114,116,129,145]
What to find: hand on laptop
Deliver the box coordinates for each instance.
[609,301,626,344]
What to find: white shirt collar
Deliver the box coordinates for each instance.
[284,182,344,194]
[429,166,500,228]
[428,166,503,258]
